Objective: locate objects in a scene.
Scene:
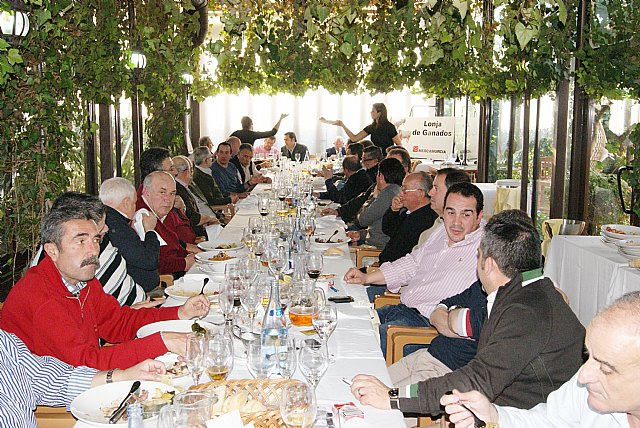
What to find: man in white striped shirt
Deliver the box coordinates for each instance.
[0,329,165,428]
[345,182,484,355]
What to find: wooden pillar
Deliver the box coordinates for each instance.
[477,99,492,183]
[84,102,98,195]
[530,99,542,224]
[98,104,114,183]
[520,94,530,212]
[132,88,142,187]
[550,80,570,218]
[435,98,445,117]
[191,98,201,146]
[114,104,122,177]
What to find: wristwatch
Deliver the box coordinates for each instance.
[388,388,400,410]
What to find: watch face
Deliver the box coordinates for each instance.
[388,388,399,398]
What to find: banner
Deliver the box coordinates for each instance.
[400,117,455,160]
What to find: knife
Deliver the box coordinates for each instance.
[108,381,141,424]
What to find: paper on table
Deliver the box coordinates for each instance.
[132,209,167,246]
[206,410,252,428]
[206,224,223,241]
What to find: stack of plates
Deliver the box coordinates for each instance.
[600,224,640,251]
[616,239,640,261]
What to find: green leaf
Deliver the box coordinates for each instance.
[555,0,567,25]
[37,9,52,26]
[339,42,353,58]
[452,0,468,20]
[515,22,537,49]
[421,46,444,65]
[317,6,330,22]
[7,49,23,65]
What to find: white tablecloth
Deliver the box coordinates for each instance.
[74,183,404,427]
[544,235,640,326]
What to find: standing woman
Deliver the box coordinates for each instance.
[321,103,402,153]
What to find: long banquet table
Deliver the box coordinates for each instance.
[544,235,640,326]
[74,183,405,427]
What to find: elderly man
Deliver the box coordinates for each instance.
[191,146,237,207]
[198,136,214,154]
[230,143,272,187]
[173,155,219,237]
[231,114,288,146]
[0,330,166,428]
[228,135,242,157]
[351,209,585,417]
[211,141,249,196]
[281,132,309,161]
[345,182,485,355]
[319,155,372,204]
[443,291,640,428]
[0,200,210,370]
[137,171,201,276]
[326,136,346,158]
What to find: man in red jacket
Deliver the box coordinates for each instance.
[0,202,210,370]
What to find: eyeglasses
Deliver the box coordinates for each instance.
[401,187,422,193]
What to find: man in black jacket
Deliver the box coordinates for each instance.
[362,145,383,183]
[318,155,372,205]
[231,114,288,146]
[350,209,585,417]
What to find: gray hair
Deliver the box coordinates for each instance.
[173,155,192,174]
[99,177,136,207]
[42,192,104,246]
[593,291,640,336]
[410,171,433,194]
[193,146,212,166]
[142,171,175,193]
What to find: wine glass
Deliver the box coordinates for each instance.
[247,342,276,379]
[295,152,301,162]
[218,280,234,323]
[205,334,234,381]
[312,305,338,363]
[249,216,262,235]
[280,382,317,428]
[240,257,259,284]
[305,252,323,281]
[174,390,213,428]
[298,340,329,389]
[258,195,270,218]
[185,333,207,385]
[241,286,261,333]
[254,234,266,262]
[277,337,298,379]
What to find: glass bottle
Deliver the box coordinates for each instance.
[127,403,144,428]
[260,279,288,361]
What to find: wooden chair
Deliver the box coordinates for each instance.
[35,407,76,428]
[355,247,382,270]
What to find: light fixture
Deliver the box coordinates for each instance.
[181,72,194,86]
[130,48,147,70]
[0,0,30,46]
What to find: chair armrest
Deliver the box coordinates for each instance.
[35,406,76,428]
[385,326,439,366]
[159,274,174,287]
[373,293,400,309]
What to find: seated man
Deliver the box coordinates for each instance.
[253,136,280,163]
[211,141,248,196]
[0,329,166,428]
[230,143,272,189]
[319,155,372,205]
[362,145,383,183]
[230,113,288,146]
[99,178,160,293]
[346,158,404,249]
[172,155,219,237]
[137,171,201,277]
[0,200,210,370]
[441,292,640,428]
[326,136,346,158]
[191,146,238,207]
[280,132,309,161]
[350,210,585,416]
[344,182,485,355]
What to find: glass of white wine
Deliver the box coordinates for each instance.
[280,382,317,428]
[241,285,261,333]
[205,335,234,381]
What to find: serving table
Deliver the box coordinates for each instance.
[544,235,640,326]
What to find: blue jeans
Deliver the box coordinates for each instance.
[377,303,431,358]
[366,285,387,303]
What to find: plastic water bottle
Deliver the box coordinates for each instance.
[261,279,288,360]
[127,403,144,428]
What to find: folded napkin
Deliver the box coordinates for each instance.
[206,224,224,241]
[132,209,167,246]
[206,410,254,428]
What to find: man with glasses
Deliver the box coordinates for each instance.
[362,145,383,183]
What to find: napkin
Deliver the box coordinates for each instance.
[132,209,167,246]
[206,224,224,241]
[206,410,254,428]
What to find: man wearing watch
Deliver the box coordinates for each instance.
[349,210,584,417]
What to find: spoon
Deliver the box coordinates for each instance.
[326,230,339,243]
[199,278,210,295]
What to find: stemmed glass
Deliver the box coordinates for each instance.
[240,257,259,284]
[205,334,234,381]
[218,280,234,324]
[258,195,270,227]
[247,342,276,379]
[277,337,298,379]
[312,305,338,363]
[305,252,323,281]
[298,340,329,389]
[254,234,266,263]
[225,263,245,317]
[241,286,262,333]
[280,382,317,428]
[295,152,301,162]
[185,333,207,385]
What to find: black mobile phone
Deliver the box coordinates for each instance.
[328,295,354,303]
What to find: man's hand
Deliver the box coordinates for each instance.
[230,194,240,203]
[200,215,219,226]
[280,113,289,120]
[185,254,196,270]
[178,294,211,320]
[350,374,391,410]
[186,243,202,254]
[321,208,338,216]
[343,267,367,284]
[249,175,261,185]
[346,230,362,242]
[131,297,166,309]
[141,211,157,232]
[391,195,405,212]
[321,165,334,180]
[161,332,189,356]
[440,389,498,428]
[118,359,166,382]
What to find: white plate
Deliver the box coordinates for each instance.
[617,249,639,261]
[618,247,640,257]
[195,251,240,272]
[137,320,216,338]
[616,238,640,248]
[155,353,190,379]
[600,237,619,249]
[70,381,175,427]
[197,240,245,252]
[165,274,221,301]
[601,224,640,240]
[311,236,351,247]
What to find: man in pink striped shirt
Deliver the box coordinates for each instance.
[345,182,484,355]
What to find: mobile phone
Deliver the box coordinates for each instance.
[328,295,354,303]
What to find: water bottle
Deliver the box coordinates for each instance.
[261,279,288,360]
[127,403,144,428]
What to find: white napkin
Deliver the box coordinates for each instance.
[206,410,254,428]
[132,209,167,246]
[206,224,224,241]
